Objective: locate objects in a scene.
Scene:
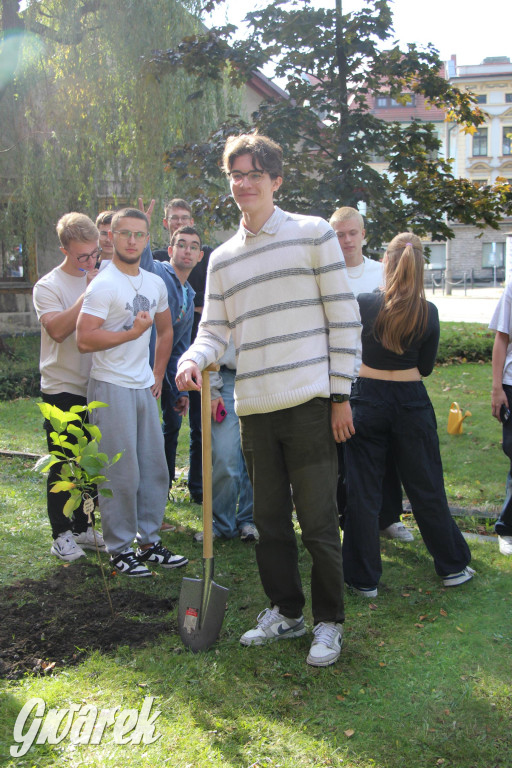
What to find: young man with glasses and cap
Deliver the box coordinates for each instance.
[176,134,361,667]
[33,212,107,562]
[76,208,187,577]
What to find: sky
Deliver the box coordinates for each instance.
[206,0,510,69]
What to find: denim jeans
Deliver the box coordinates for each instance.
[211,368,253,538]
[343,378,471,589]
[240,398,344,625]
[496,384,512,536]
[42,391,91,538]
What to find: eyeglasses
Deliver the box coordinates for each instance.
[113,230,148,240]
[169,215,191,224]
[98,230,111,238]
[74,247,102,263]
[228,170,266,184]
[175,240,201,253]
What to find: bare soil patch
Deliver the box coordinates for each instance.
[0,561,176,679]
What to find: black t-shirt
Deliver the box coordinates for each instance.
[358,291,440,377]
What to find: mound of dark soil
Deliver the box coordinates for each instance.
[0,562,176,679]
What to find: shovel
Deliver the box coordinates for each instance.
[178,364,229,651]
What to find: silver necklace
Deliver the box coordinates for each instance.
[124,270,143,295]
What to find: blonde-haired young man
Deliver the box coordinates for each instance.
[33,213,106,562]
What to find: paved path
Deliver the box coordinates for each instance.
[425,286,503,324]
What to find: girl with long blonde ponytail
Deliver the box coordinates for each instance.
[342,232,473,597]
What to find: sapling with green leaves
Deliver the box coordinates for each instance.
[34,400,123,519]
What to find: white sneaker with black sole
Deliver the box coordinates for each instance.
[110,549,152,577]
[73,527,107,551]
[240,606,306,646]
[136,541,188,569]
[307,622,344,667]
[51,530,86,562]
[442,566,475,587]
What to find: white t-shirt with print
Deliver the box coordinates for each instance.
[81,262,168,389]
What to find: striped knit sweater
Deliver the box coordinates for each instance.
[179,207,361,417]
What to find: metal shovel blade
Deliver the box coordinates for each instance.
[178,558,229,652]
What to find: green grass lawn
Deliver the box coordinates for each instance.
[0,363,511,767]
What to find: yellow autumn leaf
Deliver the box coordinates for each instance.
[344,729,355,738]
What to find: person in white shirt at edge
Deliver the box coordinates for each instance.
[489,286,512,556]
[330,206,414,544]
[76,207,188,578]
[176,133,361,667]
[33,213,107,562]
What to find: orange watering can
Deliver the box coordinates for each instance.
[447,402,472,435]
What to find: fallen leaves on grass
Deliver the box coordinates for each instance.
[344,729,355,738]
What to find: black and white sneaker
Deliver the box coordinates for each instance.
[136,541,188,569]
[110,549,152,577]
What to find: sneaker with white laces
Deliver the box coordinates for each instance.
[307,622,344,667]
[136,541,188,569]
[73,527,107,552]
[240,606,306,646]
[51,531,86,562]
[110,549,152,577]
[498,535,512,555]
[380,522,414,541]
[442,566,475,587]
[240,523,259,542]
[346,583,378,598]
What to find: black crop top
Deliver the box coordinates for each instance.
[358,291,440,377]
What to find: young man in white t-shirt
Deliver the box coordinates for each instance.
[77,208,187,577]
[329,207,414,543]
[33,213,107,562]
[490,285,512,556]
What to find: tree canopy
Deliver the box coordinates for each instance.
[148,0,512,249]
[0,0,242,277]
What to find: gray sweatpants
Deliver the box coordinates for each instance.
[88,378,169,555]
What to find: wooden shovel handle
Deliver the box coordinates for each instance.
[201,364,218,559]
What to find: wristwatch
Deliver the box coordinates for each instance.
[330,393,350,403]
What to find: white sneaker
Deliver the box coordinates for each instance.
[240,523,259,542]
[73,527,107,552]
[240,606,306,646]
[307,622,343,667]
[347,584,378,598]
[381,522,414,541]
[51,531,86,562]
[443,566,475,587]
[498,535,512,555]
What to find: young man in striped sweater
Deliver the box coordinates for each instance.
[176,134,361,666]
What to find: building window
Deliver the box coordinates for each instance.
[503,127,512,155]
[473,128,488,156]
[375,95,415,108]
[424,243,446,270]
[476,94,487,104]
[506,93,512,103]
[482,242,505,268]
